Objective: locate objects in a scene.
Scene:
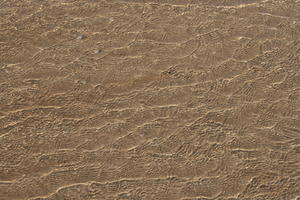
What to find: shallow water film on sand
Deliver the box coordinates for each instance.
[0,0,300,199]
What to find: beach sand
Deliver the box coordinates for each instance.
[0,0,300,199]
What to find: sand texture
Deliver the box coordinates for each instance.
[0,0,300,199]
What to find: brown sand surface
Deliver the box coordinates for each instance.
[1,0,300,199]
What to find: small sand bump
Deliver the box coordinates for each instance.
[76,35,85,40]
[94,49,102,54]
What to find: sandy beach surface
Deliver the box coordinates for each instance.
[0,0,300,199]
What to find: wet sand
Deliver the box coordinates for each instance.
[0,0,300,199]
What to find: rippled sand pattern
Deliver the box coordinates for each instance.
[1,0,300,199]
